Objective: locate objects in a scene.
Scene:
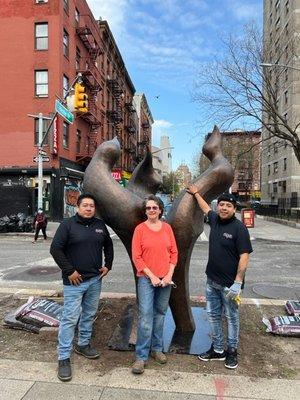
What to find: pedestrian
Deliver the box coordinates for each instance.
[131,195,178,374]
[187,185,252,369]
[32,208,47,243]
[50,193,114,382]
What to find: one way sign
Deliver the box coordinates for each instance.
[33,156,50,163]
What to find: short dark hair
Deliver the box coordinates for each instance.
[77,193,96,206]
[217,193,237,207]
[143,194,164,219]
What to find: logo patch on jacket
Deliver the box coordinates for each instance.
[223,232,233,239]
[95,229,103,234]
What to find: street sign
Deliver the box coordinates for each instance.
[39,149,48,156]
[33,156,50,163]
[55,100,74,124]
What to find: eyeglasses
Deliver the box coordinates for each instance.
[146,206,159,211]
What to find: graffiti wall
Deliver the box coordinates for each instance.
[63,180,82,218]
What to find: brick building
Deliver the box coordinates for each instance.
[0,0,152,219]
[200,130,261,201]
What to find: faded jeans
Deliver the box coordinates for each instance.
[135,276,171,361]
[206,278,239,351]
[58,275,102,360]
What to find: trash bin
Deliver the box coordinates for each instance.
[241,208,255,228]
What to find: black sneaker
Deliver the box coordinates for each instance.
[225,347,238,369]
[57,358,72,381]
[198,345,226,361]
[74,343,100,359]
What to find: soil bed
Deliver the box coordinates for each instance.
[0,295,299,380]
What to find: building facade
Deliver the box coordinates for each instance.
[200,130,261,201]
[176,164,192,191]
[262,0,300,210]
[159,136,172,175]
[0,0,152,219]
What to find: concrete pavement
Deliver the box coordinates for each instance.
[0,358,299,400]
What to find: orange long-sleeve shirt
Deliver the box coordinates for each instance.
[132,221,178,277]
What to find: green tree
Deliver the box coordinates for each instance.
[162,172,180,197]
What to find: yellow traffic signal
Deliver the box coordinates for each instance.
[74,83,88,113]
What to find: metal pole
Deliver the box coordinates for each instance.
[38,113,43,210]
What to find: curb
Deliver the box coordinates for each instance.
[0,287,287,305]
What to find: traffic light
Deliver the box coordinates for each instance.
[74,82,88,113]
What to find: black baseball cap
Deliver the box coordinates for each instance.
[217,193,237,207]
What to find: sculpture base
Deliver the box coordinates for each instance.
[108,305,211,355]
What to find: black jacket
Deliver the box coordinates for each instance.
[50,214,114,285]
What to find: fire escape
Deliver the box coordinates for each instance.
[76,20,103,162]
[106,77,124,136]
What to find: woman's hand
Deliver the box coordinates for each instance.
[161,273,173,287]
[150,275,162,287]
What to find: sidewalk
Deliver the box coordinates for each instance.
[0,358,299,400]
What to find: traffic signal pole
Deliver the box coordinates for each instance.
[38,113,43,210]
[28,73,84,212]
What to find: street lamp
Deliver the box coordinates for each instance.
[151,146,174,155]
[260,62,300,72]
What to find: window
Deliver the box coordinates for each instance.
[75,8,80,23]
[268,165,271,175]
[274,141,278,153]
[34,118,49,145]
[63,29,69,57]
[63,75,69,98]
[35,22,48,50]
[273,182,278,193]
[282,180,286,193]
[63,0,69,12]
[283,157,287,170]
[76,47,81,70]
[76,130,81,153]
[273,161,278,173]
[285,0,289,14]
[35,70,48,97]
[284,90,288,104]
[63,122,69,148]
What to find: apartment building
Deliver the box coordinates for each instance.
[200,130,261,201]
[262,0,300,210]
[0,0,151,219]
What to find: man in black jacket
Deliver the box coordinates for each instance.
[187,185,252,370]
[50,193,113,382]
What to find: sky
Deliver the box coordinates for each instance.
[87,0,262,171]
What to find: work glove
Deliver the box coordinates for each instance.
[226,281,242,300]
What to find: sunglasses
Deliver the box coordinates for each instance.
[146,206,159,211]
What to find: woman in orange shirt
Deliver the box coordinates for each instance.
[131,195,178,374]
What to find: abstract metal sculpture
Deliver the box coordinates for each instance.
[83,126,234,332]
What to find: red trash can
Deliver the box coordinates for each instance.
[241,208,255,228]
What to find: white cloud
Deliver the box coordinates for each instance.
[87,0,128,39]
[152,119,173,146]
[227,0,261,21]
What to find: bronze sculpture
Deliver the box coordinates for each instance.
[83,126,233,332]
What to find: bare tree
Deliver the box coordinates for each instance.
[193,24,300,164]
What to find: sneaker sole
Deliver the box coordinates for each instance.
[225,363,238,369]
[198,356,226,361]
[74,348,100,359]
[57,373,72,382]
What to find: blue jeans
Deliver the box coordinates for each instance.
[206,279,239,351]
[58,276,102,360]
[135,277,171,361]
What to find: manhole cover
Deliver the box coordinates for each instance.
[252,284,299,299]
[26,266,60,276]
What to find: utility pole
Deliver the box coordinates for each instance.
[28,113,51,211]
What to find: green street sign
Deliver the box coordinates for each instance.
[55,100,74,124]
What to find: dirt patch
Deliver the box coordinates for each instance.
[0,294,299,379]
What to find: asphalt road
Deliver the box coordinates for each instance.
[0,228,299,299]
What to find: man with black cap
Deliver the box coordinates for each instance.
[187,185,252,369]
